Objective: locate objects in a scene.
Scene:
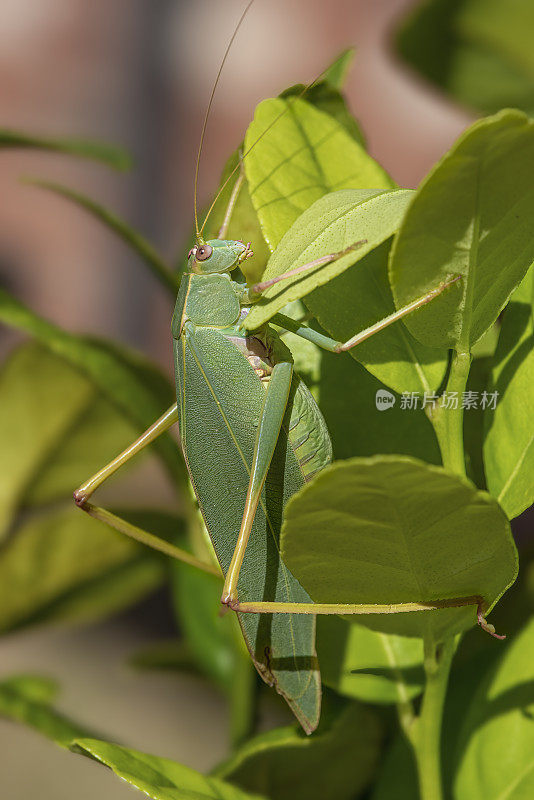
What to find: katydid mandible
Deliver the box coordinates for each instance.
[73,0,495,733]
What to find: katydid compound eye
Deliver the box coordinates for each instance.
[196,244,213,261]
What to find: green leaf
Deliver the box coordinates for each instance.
[281,55,365,149]
[281,456,518,640]
[470,322,499,359]
[0,675,58,704]
[370,734,418,800]
[281,323,442,463]
[0,342,138,535]
[214,701,382,800]
[292,83,365,147]
[390,110,534,350]
[2,680,262,800]
[244,97,394,251]
[71,738,266,800]
[0,291,183,485]
[484,267,534,519]
[454,617,534,799]
[316,345,442,462]
[464,356,492,489]
[0,675,94,746]
[245,188,413,332]
[0,343,174,632]
[395,0,534,116]
[27,180,178,294]
[0,129,131,170]
[0,508,172,633]
[305,237,448,395]
[322,49,356,90]
[316,617,424,703]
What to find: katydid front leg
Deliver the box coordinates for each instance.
[73,404,220,576]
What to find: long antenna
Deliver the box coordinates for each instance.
[198,66,328,237]
[193,0,257,239]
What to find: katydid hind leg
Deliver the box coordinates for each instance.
[221,361,294,606]
[80,502,220,576]
[271,275,461,354]
[74,403,179,506]
[231,594,504,639]
[72,403,217,575]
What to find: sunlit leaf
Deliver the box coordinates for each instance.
[244,98,394,251]
[390,110,534,350]
[72,738,266,800]
[322,49,356,91]
[455,617,534,799]
[244,188,413,331]
[281,48,364,148]
[316,617,424,703]
[484,267,534,519]
[281,456,518,640]
[0,675,94,746]
[203,55,364,284]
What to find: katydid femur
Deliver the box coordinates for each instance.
[73,0,500,733]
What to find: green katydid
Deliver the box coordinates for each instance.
[73,0,498,733]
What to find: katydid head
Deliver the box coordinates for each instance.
[188,238,253,274]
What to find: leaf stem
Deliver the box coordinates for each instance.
[431,349,472,477]
[408,347,471,799]
[409,637,456,800]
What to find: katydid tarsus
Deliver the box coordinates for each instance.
[73,0,499,733]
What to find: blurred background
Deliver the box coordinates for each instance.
[0,0,524,797]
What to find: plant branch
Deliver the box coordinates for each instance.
[409,637,456,800]
[430,349,472,477]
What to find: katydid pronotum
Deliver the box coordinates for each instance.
[73,0,499,733]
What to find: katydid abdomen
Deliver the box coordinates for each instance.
[172,269,331,732]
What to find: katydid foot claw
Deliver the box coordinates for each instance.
[477,602,506,640]
[221,592,239,612]
[73,490,88,508]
